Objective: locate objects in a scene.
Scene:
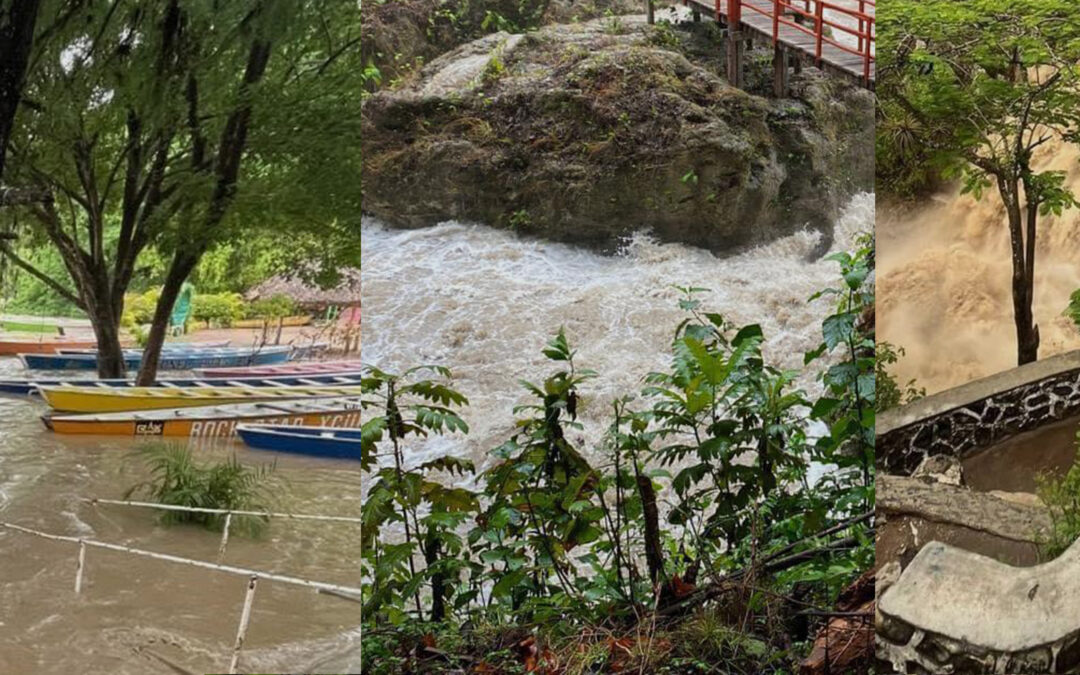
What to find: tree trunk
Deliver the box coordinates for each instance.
[1003,183,1039,366]
[88,303,126,379]
[0,0,41,181]
[136,252,198,385]
[636,474,665,586]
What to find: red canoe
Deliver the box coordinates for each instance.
[195,360,361,377]
[0,338,102,356]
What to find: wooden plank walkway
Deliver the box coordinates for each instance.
[683,0,875,87]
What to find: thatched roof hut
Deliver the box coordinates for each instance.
[246,268,360,309]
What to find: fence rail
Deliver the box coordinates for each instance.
[1,501,361,674]
[688,0,876,88]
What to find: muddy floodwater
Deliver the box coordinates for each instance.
[0,358,361,674]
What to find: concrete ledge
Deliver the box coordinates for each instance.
[877,540,1080,673]
[878,349,1080,475]
[878,475,1050,544]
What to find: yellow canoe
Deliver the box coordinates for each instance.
[39,384,364,413]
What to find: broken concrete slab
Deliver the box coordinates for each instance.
[878,475,1051,543]
[877,540,1080,674]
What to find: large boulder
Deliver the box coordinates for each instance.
[361,16,874,252]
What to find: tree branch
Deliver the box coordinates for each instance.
[0,242,84,309]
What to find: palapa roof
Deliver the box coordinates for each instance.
[246,268,361,308]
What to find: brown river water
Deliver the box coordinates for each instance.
[0,358,361,674]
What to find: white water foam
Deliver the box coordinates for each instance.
[361,193,874,469]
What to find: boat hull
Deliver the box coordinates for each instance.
[0,372,363,397]
[44,400,362,437]
[196,360,360,377]
[55,340,231,355]
[40,385,364,413]
[19,346,292,371]
[237,424,361,460]
[0,339,100,355]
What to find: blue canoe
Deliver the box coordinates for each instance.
[56,340,232,355]
[18,346,292,371]
[236,424,362,460]
[0,372,364,397]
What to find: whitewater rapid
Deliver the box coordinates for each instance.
[360,193,874,468]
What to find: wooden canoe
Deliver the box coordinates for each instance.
[0,372,363,397]
[0,338,102,355]
[19,346,293,371]
[43,397,362,437]
[56,340,232,355]
[196,359,361,378]
[232,315,313,329]
[237,424,361,460]
[40,384,364,413]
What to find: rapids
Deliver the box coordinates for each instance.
[878,139,1080,395]
[0,359,361,674]
[360,193,874,470]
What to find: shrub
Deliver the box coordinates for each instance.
[124,289,162,325]
[246,294,297,320]
[1037,437,1080,560]
[124,443,278,535]
[191,292,244,327]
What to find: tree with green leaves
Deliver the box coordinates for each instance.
[2,0,361,378]
[879,0,1080,365]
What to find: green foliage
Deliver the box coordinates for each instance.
[124,443,278,536]
[1036,435,1080,560]
[246,294,297,320]
[361,239,877,671]
[190,293,245,328]
[123,289,162,326]
[875,341,926,413]
[1067,289,1080,331]
[878,0,1080,201]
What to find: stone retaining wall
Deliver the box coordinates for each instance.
[878,350,1080,475]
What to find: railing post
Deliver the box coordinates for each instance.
[217,512,233,563]
[74,540,86,593]
[228,576,259,674]
[864,18,872,86]
[857,0,865,53]
[814,0,824,65]
[772,0,780,43]
[727,0,743,87]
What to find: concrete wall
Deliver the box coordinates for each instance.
[878,350,1080,475]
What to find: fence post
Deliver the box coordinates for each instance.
[228,575,259,674]
[858,0,865,53]
[727,0,743,87]
[218,512,233,563]
[74,540,86,593]
[814,0,824,64]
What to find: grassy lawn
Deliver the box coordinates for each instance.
[0,320,60,334]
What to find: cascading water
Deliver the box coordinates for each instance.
[878,139,1080,395]
[361,192,874,470]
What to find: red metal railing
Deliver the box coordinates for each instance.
[712,0,875,85]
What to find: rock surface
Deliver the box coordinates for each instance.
[361,16,874,252]
[877,540,1080,674]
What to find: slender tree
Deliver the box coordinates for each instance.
[879,0,1080,365]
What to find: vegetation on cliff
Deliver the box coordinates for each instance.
[360,239,876,673]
